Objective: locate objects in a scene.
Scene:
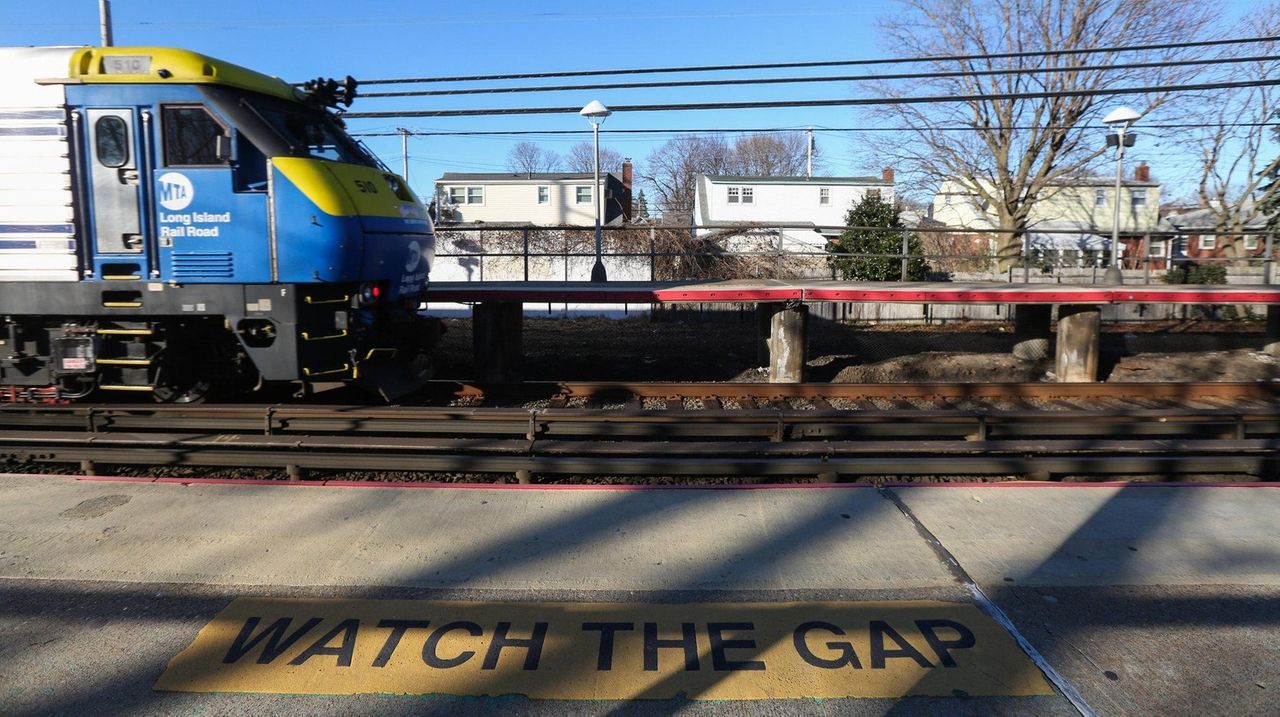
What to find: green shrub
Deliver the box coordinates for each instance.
[826,194,929,281]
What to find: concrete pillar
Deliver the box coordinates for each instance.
[1266,305,1280,357]
[473,302,523,383]
[1012,304,1053,361]
[1055,304,1101,382]
[768,303,808,383]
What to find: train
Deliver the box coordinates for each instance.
[1,46,439,402]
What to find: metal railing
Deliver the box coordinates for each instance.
[431,223,1278,285]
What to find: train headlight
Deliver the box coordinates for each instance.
[357,282,383,306]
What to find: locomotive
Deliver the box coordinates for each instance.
[0,46,438,402]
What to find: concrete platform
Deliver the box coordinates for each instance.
[1,475,1277,715]
[424,279,1280,305]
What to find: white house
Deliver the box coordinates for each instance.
[435,163,632,226]
[694,171,895,231]
[691,172,896,263]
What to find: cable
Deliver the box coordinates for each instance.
[354,35,1280,85]
[350,121,1280,137]
[343,78,1280,118]
[359,54,1279,98]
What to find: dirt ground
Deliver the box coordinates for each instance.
[431,314,1280,383]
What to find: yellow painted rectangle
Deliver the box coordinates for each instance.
[155,598,1053,700]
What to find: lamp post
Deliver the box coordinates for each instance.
[1102,106,1140,284]
[580,100,612,282]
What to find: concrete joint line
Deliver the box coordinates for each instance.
[877,487,1097,717]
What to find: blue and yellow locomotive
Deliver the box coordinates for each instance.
[0,46,437,401]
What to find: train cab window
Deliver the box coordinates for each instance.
[94,116,129,168]
[162,105,229,166]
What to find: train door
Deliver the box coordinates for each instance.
[85,108,150,279]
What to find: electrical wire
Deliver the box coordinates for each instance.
[343,77,1280,118]
[350,121,1279,137]
[354,35,1280,85]
[359,54,1279,98]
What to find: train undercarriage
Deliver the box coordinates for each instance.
[0,283,443,404]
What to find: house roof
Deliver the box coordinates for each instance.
[701,174,890,185]
[934,176,1160,195]
[1053,176,1161,188]
[437,172,619,183]
[1164,204,1273,232]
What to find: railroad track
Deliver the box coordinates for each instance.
[3,382,1279,482]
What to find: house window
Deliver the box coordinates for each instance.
[1095,188,1106,207]
[1199,235,1217,250]
[1244,235,1260,251]
[727,187,740,203]
[448,186,484,204]
[741,187,754,204]
[537,186,549,204]
[867,189,882,200]
[819,187,830,205]
[1131,188,1146,208]
[575,186,592,204]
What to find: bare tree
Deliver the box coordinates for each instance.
[730,132,815,176]
[565,142,625,173]
[867,0,1215,268]
[1191,4,1280,259]
[506,141,559,173]
[641,134,734,215]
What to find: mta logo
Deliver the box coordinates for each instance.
[157,172,194,211]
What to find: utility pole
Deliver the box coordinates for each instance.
[397,127,410,182]
[806,127,814,178]
[98,0,114,46]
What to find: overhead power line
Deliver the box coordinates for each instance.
[350,121,1279,137]
[342,78,1280,119]
[354,35,1280,85]
[360,54,1279,98]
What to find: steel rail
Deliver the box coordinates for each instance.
[2,385,1280,479]
[3,405,1280,441]
[1,430,1276,478]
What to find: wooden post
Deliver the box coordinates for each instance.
[1055,305,1101,382]
[1012,304,1053,361]
[473,302,524,382]
[768,303,808,383]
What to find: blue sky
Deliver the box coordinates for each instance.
[1,0,1265,202]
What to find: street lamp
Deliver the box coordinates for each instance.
[1102,106,1140,284]
[580,100,612,282]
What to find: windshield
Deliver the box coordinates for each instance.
[202,85,379,168]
